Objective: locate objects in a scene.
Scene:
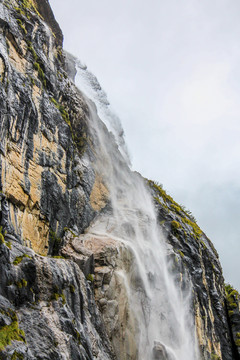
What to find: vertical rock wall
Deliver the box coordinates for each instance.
[0,0,97,255]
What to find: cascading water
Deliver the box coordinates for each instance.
[71,56,199,360]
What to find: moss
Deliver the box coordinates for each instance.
[30,76,35,86]
[74,330,81,345]
[50,97,58,106]
[27,42,38,61]
[16,279,27,289]
[211,354,220,360]
[86,274,94,283]
[148,180,192,217]
[228,302,238,309]
[69,284,75,293]
[51,291,66,305]
[16,19,27,34]
[61,292,66,305]
[49,229,62,256]
[51,285,66,304]
[72,133,88,154]
[170,204,182,215]
[225,284,239,302]
[181,217,202,240]
[0,233,5,245]
[225,284,239,315]
[171,220,181,229]
[33,62,46,87]
[13,254,31,265]
[50,98,70,126]
[235,339,240,347]
[21,279,27,287]
[15,0,41,18]
[200,240,206,249]
[51,293,60,301]
[3,2,11,10]
[178,250,184,258]
[63,227,77,238]
[0,310,25,351]
[28,42,46,86]
[148,180,201,241]
[11,351,24,360]
[14,7,26,17]
[6,241,12,249]
[0,226,5,244]
[171,220,182,237]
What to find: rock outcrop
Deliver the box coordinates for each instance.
[148,181,240,360]
[0,1,240,359]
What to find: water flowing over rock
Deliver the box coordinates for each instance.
[0,1,240,359]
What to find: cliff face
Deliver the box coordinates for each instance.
[148,181,240,360]
[0,1,240,359]
[0,1,114,358]
[0,0,97,255]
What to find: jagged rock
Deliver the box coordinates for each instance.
[152,341,175,360]
[61,232,94,276]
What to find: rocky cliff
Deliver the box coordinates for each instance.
[0,1,240,359]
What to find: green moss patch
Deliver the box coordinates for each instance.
[181,217,202,240]
[171,220,182,237]
[13,254,31,265]
[148,180,203,240]
[225,283,240,314]
[178,250,184,258]
[11,351,24,360]
[33,62,46,87]
[49,229,62,256]
[235,339,240,347]
[16,19,27,34]
[0,226,5,245]
[86,274,94,283]
[50,97,70,126]
[0,310,25,351]
[15,0,41,18]
[69,284,75,293]
[211,354,220,360]
[51,286,66,305]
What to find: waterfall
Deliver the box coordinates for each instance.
[72,57,199,360]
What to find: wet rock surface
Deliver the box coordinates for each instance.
[152,341,175,360]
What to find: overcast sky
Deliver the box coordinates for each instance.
[49,0,240,290]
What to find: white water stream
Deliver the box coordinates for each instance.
[73,58,199,360]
